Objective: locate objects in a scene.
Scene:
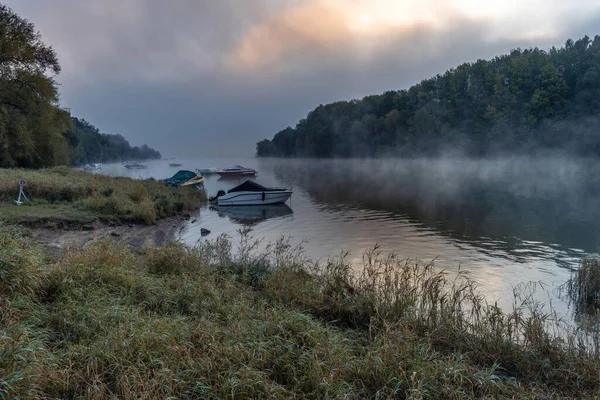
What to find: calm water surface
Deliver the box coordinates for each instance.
[102,157,600,317]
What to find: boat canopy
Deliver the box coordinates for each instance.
[227,180,283,193]
[164,170,197,186]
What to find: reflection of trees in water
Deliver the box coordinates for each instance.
[267,158,600,262]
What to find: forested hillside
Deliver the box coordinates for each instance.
[65,118,160,165]
[257,35,600,157]
[0,5,160,168]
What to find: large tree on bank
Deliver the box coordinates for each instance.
[0,4,72,168]
[0,4,162,167]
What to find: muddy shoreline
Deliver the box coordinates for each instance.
[30,215,189,255]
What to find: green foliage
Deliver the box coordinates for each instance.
[146,241,200,275]
[0,4,70,168]
[258,35,600,157]
[67,117,161,166]
[0,5,160,168]
[1,225,599,398]
[0,222,43,298]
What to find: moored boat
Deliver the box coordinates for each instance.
[216,165,256,178]
[209,180,292,206]
[180,174,205,189]
[124,162,146,169]
[163,170,205,189]
[82,163,103,171]
[169,163,183,167]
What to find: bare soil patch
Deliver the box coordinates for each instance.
[30,216,189,256]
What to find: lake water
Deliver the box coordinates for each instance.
[102,156,600,318]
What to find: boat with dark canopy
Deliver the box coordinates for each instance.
[209,180,292,206]
[163,170,205,189]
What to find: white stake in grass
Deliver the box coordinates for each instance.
[15,180,28,205]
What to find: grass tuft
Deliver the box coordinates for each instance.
[0,222,44,298]
[146,241,202,275]
[566,255,600,311]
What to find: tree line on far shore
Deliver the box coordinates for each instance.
[257,35,600,158]
[65,118,161,166]
[0,4,160,168]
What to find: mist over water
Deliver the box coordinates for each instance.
[102,155,600,321]
[268,156,600,255]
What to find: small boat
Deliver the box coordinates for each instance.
[83,163,102,171]
[124,162,146,169]
[180,175,205,189]
[196,167,219,175]
[169,163,182,167]
[216,165,257,178]
[209,180,292,206]
[163,170,205,189]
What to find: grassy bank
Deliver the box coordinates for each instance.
[1,225,599,399]
[0,168,206,226]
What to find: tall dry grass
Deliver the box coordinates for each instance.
[566,255,600,309]
[0,167,205,224]
[1,224,599,399]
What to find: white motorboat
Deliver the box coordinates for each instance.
[209,180,292,206]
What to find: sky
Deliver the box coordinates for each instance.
[4,0,600,157]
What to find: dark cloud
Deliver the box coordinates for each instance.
[3,0,600,156]
[7,0,277,82]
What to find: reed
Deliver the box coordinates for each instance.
[570,256,600,306]
[0,167,205,225]
[1,224,599,399]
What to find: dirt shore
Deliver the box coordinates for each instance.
[30,215,189,255]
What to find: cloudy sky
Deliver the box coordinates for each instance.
[4,0,600,156]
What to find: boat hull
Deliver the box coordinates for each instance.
[217,171,256,178]
[217,190,292,206]
[196,168,218,175]
[181,175,205,189]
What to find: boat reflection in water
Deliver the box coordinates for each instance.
[211,203,293,226]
